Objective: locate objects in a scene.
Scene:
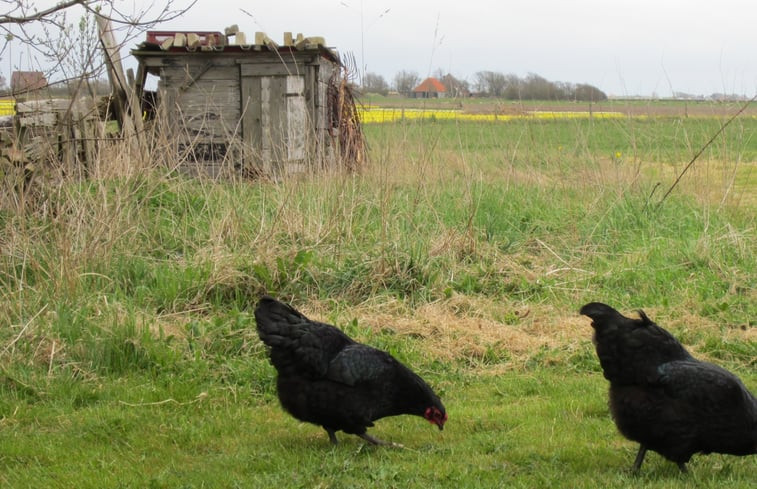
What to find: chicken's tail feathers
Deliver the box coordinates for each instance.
[637,309,653,324]
[579,302,627,329]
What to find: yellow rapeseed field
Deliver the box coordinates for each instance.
[357,107,626,123]
[0,98,15,116]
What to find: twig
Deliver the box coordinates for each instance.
[47,340,56,376]
[534,238,569,266]
[118,392,208,407]
[0,304,48,358]
[545,267,589,276]
[656,94,757,209]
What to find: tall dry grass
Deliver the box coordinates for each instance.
[0,113,755,378]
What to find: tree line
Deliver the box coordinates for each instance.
[362,69,607,101]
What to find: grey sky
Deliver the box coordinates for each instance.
[8,1,757,97]
[147,0,757,97]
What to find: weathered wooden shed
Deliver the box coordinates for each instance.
[131,29,362,178]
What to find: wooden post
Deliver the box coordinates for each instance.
[96,14,146,160]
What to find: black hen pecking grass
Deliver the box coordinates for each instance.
[254,295,447,446]
[580,302,756,473]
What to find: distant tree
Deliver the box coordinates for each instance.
[440,73,469,98]
[362,72,389,95]
[474,71,508,97]
[522,73,558,100]
[393,70,420,95]
[502,74,521,99]
[472,71,607,101]
[573,83,607,101]
[472,71,487,94]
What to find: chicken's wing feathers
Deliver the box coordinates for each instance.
[656,360,755,409]
[326,344,396,386]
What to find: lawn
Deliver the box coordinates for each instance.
[4,370,755,488]
[1,105,755,487]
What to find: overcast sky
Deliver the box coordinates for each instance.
[8,0,757,97]
[146,0,757,97]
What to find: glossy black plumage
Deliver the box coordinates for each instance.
[580,302,757,473]
[254,295,447,445]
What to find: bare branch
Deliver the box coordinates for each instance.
[0,0,86,25]
[1,0,197,91]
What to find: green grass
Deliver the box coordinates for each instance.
[3,371,754,487]
[1,106,756,487]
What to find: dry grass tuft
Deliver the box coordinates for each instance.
[300,296,585,365]
[298,296,755,370]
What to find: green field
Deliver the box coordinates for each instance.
[1,105,755,487]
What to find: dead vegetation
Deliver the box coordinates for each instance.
[295,295,755,372]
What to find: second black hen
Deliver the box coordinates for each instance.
[580,302,756,473]
[254,296,447,445]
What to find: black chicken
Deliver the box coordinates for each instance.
[580,302,757,473]
[254,295,447,445]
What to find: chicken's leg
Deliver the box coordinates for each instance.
[632,445,647,474]
[358,432,403,448]
[325,428,338,445]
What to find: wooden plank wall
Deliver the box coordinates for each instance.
[163,60,241,141]
[240,62,313,176]
[147,51,339,178]
[157,57,242,177]
[315,61,336,170]
[285,75,306,161]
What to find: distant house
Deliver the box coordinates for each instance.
[412,77,446,98]
[11,71,47,93]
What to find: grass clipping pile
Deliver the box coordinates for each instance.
[303,296,586,372]
[303,296,755,374]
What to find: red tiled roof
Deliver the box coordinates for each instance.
[11,71,47,91]
[413,77,446,93]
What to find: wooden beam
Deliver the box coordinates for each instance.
[255,32,279,50]
[295,36,325,50]
[179,61,214,92]
[173,32,187,47]
[96,14,145,157]
[187,33,201,50]
[160,37,174,51]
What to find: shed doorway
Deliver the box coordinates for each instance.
[240,69,308,176]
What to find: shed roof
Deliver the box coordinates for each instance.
[413,77,446,93]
